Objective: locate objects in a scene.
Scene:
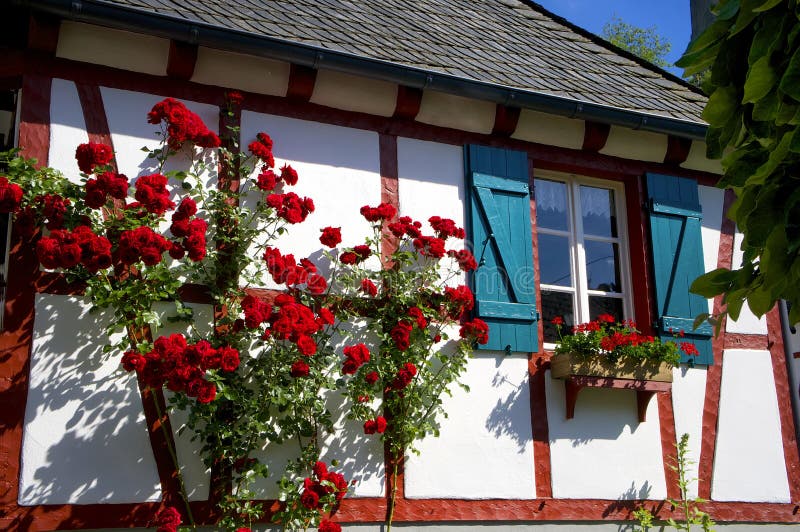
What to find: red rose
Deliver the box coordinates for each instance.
[300,488,320,509]
[392,362,417,390]
[360,278,378,297]
[248,132,275,167]
[360,202,396,222]
[317,307,335,326]
[363,419,377,434]
[154,506,181,532]
[340,251,358,264]
[226,90,244,107]
[0,177,23,213]
[256,169,278,191]
[375,415,387,433]
[306,274,327,294]
[196,381,217,403]
[291,360,310,378]
[390,321,413,351]
[75,142,113,174]
[448,248,477,271]
[280,164,298,186]
[219,346,240,372]
[121,351,147,372]
[407,307,427,329]
[319,226,342,248]
[297,335,317,356]
[459,318,490,345]
[319,519,342,532]
[365,371,379,385]
[353,244,371,260]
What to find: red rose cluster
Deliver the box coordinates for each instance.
[117,226,171,266]
[75,142,114,174]
[359,278,378,297]
[360,202,396,222]
[391,362,417,390]
[459,318,490,345]
[147,98,221,150]
[300,461,348,509]
[121,333,239,403]
[429,216,466,240]
[0,176,23,213]
[134,173,175,215]
[412,235,446,258]
[266,191,314,224]
[40,194,69,229]
[444,285,474,318]
[447,248,478,271]
[340,244,371,265]
[319,519,342,532]
[390,320,414,351]
[262,247,327,293]
[248,132,275,167]
[388,216,423,238]
[154,506,181,532]
[84,171,129,209]
[36,226,112,272]
[319,226,342,248]
[363,415,387,434]
[169,197,207,261]
[255,164,301,191]
[342,343,370,374]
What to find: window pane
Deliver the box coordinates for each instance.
[589,296,624,323]
[584,240,620,292]
[542,290,574,343]
[580,185,617,237]
[535,179,569,231]
[538,233,572,287]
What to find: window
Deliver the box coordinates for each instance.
[535,174,632,344]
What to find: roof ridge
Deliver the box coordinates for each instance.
[515,0,706,97]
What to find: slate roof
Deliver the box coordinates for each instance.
[93,0,707,123]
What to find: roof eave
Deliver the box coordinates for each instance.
[18,0,708,140]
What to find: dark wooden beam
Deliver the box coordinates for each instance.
[392,85,423,120]
[491,104,521,137]
[663,135,692,166]
[166,40,198,81]
[286,64,317,102]
[27,13,60,55]
[581,120,610,152]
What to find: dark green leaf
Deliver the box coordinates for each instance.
[753,0,784,12]
[779,46,800,102]
[743,56,777,103]
[703,86,740,126]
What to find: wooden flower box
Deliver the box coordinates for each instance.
[550,352,674,422]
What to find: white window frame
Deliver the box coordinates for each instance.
[536,171,634,350]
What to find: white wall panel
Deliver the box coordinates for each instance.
[712,349,790,502]
[405,350,535,499]
[546,371,667,500]
[49,79,89,184]
[19,294,161,505]
[239,111,382,288]
[726,231,768,334]
[397,137,466,287]
[698,185,724,314]
[670,367,707,499]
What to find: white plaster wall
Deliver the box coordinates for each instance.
[670,367,707,499]
[191,48,290,96]
[682,141,723,174]
[545,371,667,500]
[712,349,790,502]
[19,294,161,505]
[397,137,466,287]
[512,109,584,150]
[318,320,385,498]
[239,111,382,288]
[49,79,89,184]
[404,349,536,499]
[726,231,768,334]
[311,70,398,117]
[698,185,724,313]
[415,92,495,134]
[57,22,169,77]
[599,127,668,163]
[150,301,216,502]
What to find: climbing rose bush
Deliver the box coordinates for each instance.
[1,92,485,531]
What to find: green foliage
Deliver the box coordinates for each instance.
[634,434,716,532]
[602,16,673,67]
[679,0,800,327]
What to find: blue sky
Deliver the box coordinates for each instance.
[534,0,692,76]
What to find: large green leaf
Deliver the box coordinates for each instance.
[730,0,762,35]
[749,130,792,183]
[713,0,742,20]
[753,0,784,12]
[743,56,777,103]
[779,46,800,102]
[703,86,740,126]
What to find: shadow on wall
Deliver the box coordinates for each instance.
[18,295,161,505]
[484,354,534,453]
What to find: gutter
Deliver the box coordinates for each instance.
[18,0,708,141]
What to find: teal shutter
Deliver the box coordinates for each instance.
[646,173,714,365]
[465,145,537,353]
